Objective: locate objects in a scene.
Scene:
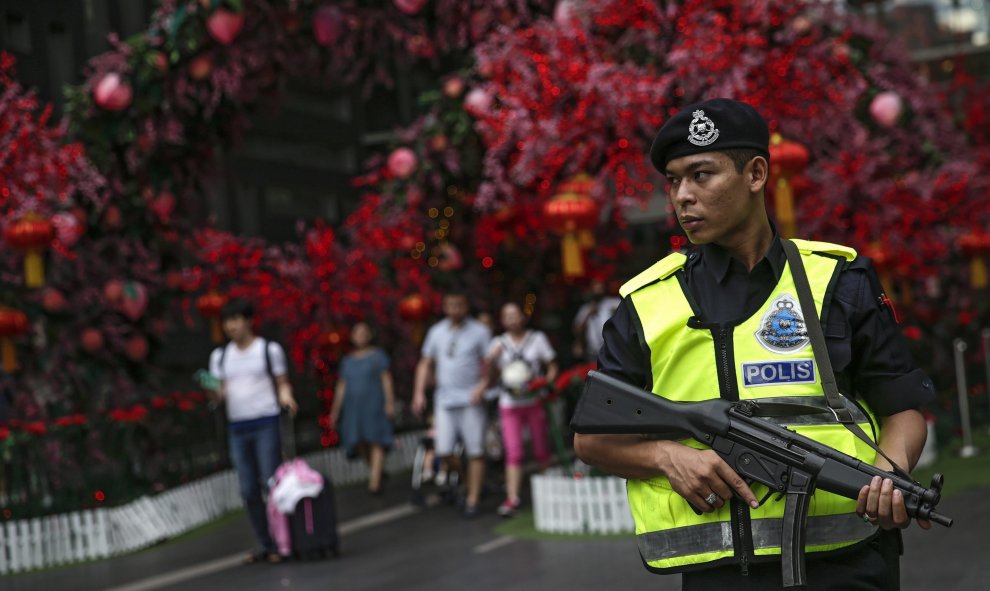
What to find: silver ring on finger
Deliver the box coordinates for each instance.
[704,492,720,506]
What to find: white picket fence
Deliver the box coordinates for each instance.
[531,472,635,534]
[0,430,423,575]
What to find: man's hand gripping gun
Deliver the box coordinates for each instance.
[570,371,952,588]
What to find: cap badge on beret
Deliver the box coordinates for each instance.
[687,109,719,147]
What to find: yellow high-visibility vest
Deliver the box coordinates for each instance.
[620,239,879,573]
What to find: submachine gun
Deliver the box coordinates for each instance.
[570,370,952,588]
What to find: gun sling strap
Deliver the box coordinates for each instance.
[781,238,913,482]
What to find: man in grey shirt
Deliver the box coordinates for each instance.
[412,290,492,517]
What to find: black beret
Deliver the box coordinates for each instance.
[649,98,769,172]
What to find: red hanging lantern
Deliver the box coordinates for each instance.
[399,293,431,344]
[958,231,990,289]
[4,214,55,288]
[768,134,810,238]
[398,293,430,322]
[196,291,228,344]
[543,174,600,278]
[0,307,29,373]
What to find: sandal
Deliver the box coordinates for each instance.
[244,551,284,565]
[243,551,268,565]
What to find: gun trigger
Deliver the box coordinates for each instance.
[757,489,774,507]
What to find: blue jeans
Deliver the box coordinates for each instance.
[228,416,282,553]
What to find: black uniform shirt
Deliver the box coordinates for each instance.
[598,236,935,416]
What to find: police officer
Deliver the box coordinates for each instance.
[573,98,934,590]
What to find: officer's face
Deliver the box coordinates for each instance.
[664,152,766,246]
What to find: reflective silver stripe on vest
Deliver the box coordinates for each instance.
[638,513,877,563]
[747,396,870,427]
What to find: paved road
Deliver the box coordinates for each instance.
[5,481,985,591]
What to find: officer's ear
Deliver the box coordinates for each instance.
[746,156,769,193]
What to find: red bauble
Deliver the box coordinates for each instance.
[189,55,213,80]
[387,148,418,179]
[151,52,169,72]
[398,293,430,322]
[394,0,427,15]
[125,335,149,361]
[206,8,245,45]
[41,288,67,313]
[104,279,125,304]
[102,205,123,230]
[80,328,105,353]
[92,73,133,112]
[443,76,465,99]
[313,6,344,47]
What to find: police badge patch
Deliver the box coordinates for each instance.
[755,295,810,354]
[687,109,719,146]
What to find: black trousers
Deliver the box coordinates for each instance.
[681,531,901,591]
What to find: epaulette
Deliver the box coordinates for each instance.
[789,239,857,262]
[619,252,687,297]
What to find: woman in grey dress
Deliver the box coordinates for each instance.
[330,322,395,494]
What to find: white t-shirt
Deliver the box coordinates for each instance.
[573,296,621,359]
[209,338,287,423]
[421,318,492,408]
[487,330,556,408]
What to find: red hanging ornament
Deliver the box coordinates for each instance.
[0,307,29,373]
[768,134,810,238]
[196,291,228,343]
[543,174,599,278]
[4,213,55,288]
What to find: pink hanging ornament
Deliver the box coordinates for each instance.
[394,0,428,15]
[388,148,418,179]
[207,8,245,46]
[869,92,903,127]
[313,6,344,47]
[92,73,133,112]
[464,88,492,117]
[554,0,577,25]
[52,211,84,246]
